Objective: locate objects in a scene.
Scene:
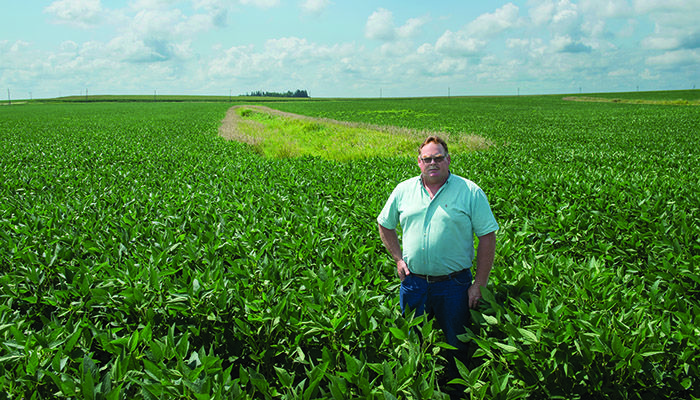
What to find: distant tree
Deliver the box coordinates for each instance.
[244,89,309,98]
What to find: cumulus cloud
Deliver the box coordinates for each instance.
[466,3,521,38]
[433,3,519,58]
[435,30,486,56]
[365,8,397,40]
[579,0,632,18]
[102,2,223,65]
[633,0,700,15]
[365,8,428,41]
[107,33,193,63]
[551,34,593,53]
[301,0,331,15]
[44,0,103,28]
[636,0,700,56]
[608,68,635,77]
[529,0,583,36]
[398,16,430,38]
[209,37,356,81]
[239,0,280,9]
[646,49,700,67]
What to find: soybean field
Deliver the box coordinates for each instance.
[1,92,698,399]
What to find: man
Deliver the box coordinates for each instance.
[377,135,498,385]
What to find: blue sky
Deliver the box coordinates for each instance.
[2,0,699,98]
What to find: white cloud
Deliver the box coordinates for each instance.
[639,68,660,80]
[301,0,331,15]
[44,0,103,28]
[633,0,700,15]
[435,30,486,55]
[550,34,593,53]
[529,0,557,26]
[365,8,397,40]
[466,3,520,37]
[432,4,519,58]
[103,3,220,65]
[528,0,584,36]
[365,8,428,41]
[208,37,359,90]
[608,68,634,77]
[637,0,700,73]
[580,0,632,18]
[239,0,280,9]
[551,0,581,35]
[642,36,681,50]
[506,38,530,49]
[398,16,430,38]
[507,37,547,57]
[646,49,700,67]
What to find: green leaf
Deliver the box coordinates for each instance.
[482,314,498,325]
[26,350,39,376]
[149,340,164,363]
[382,361,397,395]
[175,331,189,358]
[389,327,406,340]
[64,326,82,353]
[328,375,347,400]
[383,390,399,400]
[82,358,96,400]
[517,328,538,343]
[494,342,518,353]
[275,366,293,388]
[128,329,140,353]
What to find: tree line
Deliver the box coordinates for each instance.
[244,89,309,98]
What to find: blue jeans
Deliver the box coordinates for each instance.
[400,269,472,379]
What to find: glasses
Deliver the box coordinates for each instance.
[420,155,446,164]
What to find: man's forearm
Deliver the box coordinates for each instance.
[474,231,496,287]
[378,224,403,262]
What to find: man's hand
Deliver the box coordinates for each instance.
[397,259,410,281]
[468,284,483,309]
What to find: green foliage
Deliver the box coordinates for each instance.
[235,107,426,161]
[1,93,699,399]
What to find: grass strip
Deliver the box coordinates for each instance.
[220,105,493,162]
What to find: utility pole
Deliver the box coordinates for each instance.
[7,89,10,105]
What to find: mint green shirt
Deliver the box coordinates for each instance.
[377,174,499,276]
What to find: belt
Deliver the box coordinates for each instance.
[411,269,468,283]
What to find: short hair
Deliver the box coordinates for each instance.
[418,136,448,155]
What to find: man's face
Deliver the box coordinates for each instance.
[418,142,450,184]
